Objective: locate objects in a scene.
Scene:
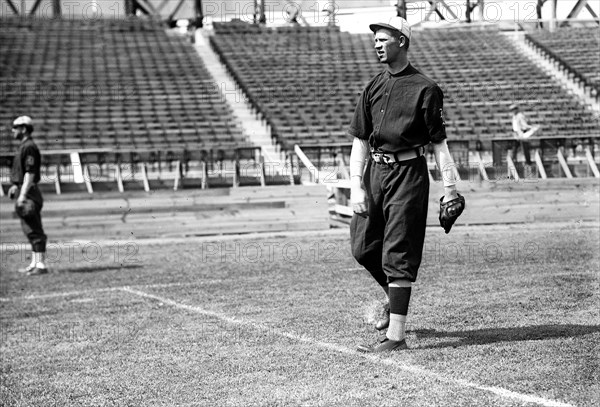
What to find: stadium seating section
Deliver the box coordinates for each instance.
[0,17,250,154]
[1,17,598,164]
[211,21,600,150]
[525,26,600,93]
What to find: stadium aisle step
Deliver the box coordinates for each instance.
[193,29,286,171]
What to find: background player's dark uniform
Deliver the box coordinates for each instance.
[11,138,47,253]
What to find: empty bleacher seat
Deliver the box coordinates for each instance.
[0,17,249,156]
[210,21,600,149]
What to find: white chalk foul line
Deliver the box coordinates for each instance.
[0,281,218,302]
[120,286,573,407]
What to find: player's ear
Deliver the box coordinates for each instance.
[398,35,406,48]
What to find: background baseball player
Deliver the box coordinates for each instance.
[348,17,465,352]
[8,116,49,276]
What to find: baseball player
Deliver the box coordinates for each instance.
[349,17,465,352]
[8,116,49,276]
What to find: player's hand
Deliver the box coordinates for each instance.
[8,185,18,200]
[16,195,26,207]
[442,185,459,203]
[351,186,368,216]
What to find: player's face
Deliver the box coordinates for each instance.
[12,125,26,140]
[374,29,402,64]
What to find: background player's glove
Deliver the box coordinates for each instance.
[439,193,465,234]
[15,199,36,219]
[8,185,18,200]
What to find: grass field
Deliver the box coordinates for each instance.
[1,222,599,406]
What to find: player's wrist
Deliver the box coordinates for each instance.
[443,186,458,202]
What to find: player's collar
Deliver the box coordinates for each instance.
[386,62,414,77]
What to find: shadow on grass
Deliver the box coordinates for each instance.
[60,264,144,273]
[412,324,600,349]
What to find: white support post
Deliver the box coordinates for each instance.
[534,150,547,179]
[585,147,600,178]
[557,149,573,178]
[115,164,124,193]
[506,154,520,181]
[232,160,239,188]
[287,154,295,186]
[294,144,321,184]
[259,155,266,187]
[0,184,5,197]
[55,164,62,195]
[201,162,207,189]
[83,165,94,194]
[141,163,150,192]
[173,160,181,191]
[474,152,489,182]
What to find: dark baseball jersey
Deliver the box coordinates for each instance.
[348,63,447,152]
[11,137,41,185]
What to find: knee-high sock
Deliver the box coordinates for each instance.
[387,281,412,341]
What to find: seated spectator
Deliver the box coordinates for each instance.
[509,103,539,166]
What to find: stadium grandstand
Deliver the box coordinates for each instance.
[1,0,599,197]
[0,17,250,152]
[210,22,599,148]
[525,26,600,92]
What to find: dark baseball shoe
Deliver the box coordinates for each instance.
[375,302,390,331]
[26,267,49,276]
[357,338,407,353]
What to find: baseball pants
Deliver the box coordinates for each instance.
[511,140,532,165]
[350,155,430,284]
[15,186,47,253]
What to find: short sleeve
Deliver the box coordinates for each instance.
[422,85,447,143]
[22,146,40,174]
[348,87,373,141]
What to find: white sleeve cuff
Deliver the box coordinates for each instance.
[432,140,459,187]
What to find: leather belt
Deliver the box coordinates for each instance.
[371,146,425,165]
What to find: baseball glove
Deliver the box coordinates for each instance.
[439,193,465,234]
[15,199,36,219]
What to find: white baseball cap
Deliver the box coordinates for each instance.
[369,16,411,40]
[12,116,33,127]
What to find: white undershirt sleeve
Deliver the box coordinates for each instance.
[350,137,369,188]
[432,139,458,188]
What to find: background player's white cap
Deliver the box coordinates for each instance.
[369,17,411,40]
[12,116,33,127]
[508,103,519,110]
